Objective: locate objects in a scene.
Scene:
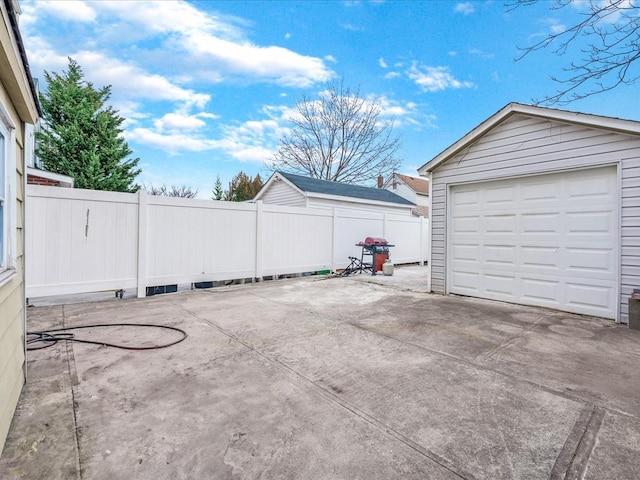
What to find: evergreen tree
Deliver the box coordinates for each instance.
[37,58,140,192]
[224,172,263,202]
[212,175,224,200]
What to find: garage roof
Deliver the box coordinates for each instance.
[419,103,640,174]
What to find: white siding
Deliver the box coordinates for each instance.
[415,193,429,208]
[387,181,417,204]
[430,113,640,323]
[308,197,412,216]
[260,181,306,207]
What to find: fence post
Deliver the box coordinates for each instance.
[331,208,337,273]
[255,201,263,280]
[383,212,387,238]
[136,190,148,298]
[419,215,425,266]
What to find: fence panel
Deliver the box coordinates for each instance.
[26,186,428,298]
[260,204,333,276]
[145,197,258,285]
[26,186,139,297]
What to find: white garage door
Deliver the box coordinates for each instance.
[448,166,618,319]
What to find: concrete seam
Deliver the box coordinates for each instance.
[62,305,83,480]
[344,320,638,420]
[172,299,472,480]
[476,314,550,362]
[549,404,596,480]
[563,406,606,480]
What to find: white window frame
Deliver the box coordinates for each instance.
[0,99,17,283]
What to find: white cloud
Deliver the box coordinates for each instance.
[454,2,475,15]
[87,1,334,87]
[469,48,494,59]
[384,71,401,79]
[73,51,211,107]
[154,113,207,132]
[36,0,97,22]
[379,57,388,68]
[325,55,338,63]
[407,62,475,92]
[126,128,223,154]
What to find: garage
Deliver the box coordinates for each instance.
[449,166,618,318]
[419,103,640,323]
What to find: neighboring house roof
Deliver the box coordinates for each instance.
[419,102,640,174]
[256,171,415,206]
[387,173,429,195]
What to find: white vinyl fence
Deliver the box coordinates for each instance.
[26,185,429,298]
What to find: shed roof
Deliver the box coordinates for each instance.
[266,171,415,206]
[419,102,640,174]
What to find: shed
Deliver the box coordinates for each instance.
[255,171,415,216]
[418,102,640,324]
[383,173,429,217]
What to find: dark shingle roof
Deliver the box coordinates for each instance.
[277,171,415,206]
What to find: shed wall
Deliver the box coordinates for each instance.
[308,197,412,216]
[430,113,640,323]
[260,181,306,207]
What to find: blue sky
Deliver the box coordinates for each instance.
[18,0,640,197]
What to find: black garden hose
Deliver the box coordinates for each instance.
[27,323,188,351]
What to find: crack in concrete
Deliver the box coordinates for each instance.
[61,305,83,480]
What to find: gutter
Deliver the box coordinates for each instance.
[4,0,42,116]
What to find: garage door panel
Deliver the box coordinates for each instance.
[520,278,561,304]
[452,216,480,233]
[521,246,560,269]
[452,244,480,262]
[452,189,479,206]
[451,271,480,292]
[565,247,614,274]
[484,245,516,266]
[484,274,517,296]
[485,214,517,233]
[521,213,561,234]
[522,180,560,202]
[449,167,618,319]
[485,185,516,205]
[565,282,614,313]
[566,173,615,199]
[566,211,613,234]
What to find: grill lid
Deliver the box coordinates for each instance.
[362,237,388,246]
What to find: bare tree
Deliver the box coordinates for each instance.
[510,0,640,105]
[272,81,401,186]
[146,184,199,198]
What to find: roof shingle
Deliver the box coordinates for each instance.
[277,171,415,206]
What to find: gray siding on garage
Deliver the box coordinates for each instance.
[430,113,640,323]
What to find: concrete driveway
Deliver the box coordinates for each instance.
[1,266,639,479]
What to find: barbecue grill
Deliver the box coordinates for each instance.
[357,237,395,275]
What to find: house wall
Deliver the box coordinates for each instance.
[429,113,640,323]
[414,193,429,208]
[260,180,306,207]
[0,76,27,457]
[387,180,417,205]
[0,0,38,453]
